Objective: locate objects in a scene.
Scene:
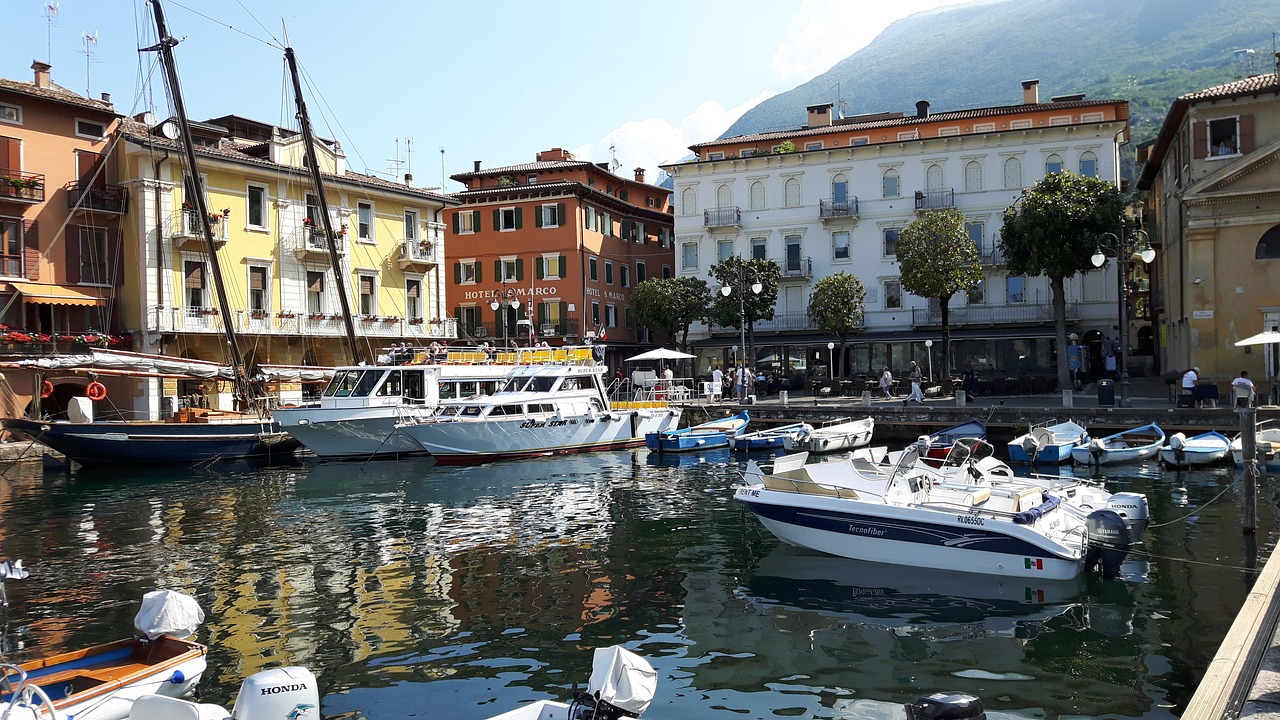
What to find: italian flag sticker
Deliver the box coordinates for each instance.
[1024,558,1043,570]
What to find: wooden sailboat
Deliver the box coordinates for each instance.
[0,1,299,466]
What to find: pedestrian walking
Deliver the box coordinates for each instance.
[908,361,925,403]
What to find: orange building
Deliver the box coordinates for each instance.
[0,61,126,340]
[446,149,674,362]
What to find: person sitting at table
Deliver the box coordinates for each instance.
[1232,370,1256,408]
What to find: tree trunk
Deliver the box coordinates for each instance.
[839,336,849,379]
[1051,275,1070,393]
[940,294,953,394]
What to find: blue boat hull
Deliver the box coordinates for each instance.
[645,411,748,453]
[1,417,300,467]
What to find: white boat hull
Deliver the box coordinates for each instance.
[803,418,874,454]
[5,654,205,720]
[274,406,423,459]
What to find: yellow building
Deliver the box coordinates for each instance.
[1137,65,1280,399]
[119,114,458,412]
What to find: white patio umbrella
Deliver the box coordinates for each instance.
[1235,331,1280,347]
[626,348,696,362]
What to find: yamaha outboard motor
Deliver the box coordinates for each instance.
[908,691,986,720]
[1085,509,1134,578]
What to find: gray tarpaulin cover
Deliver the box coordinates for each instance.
[587,646,657,715]
[133,589,205,640]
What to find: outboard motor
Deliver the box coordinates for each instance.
[1085,509,1134,578]
[1088,437,1106,465]
[1167,432,1187,465]
[1104,491,1150,541]
[908,691,986,720]
[231,667,320,720]
[570,646,657,720]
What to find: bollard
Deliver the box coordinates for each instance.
[1062,389,1073,408]
[861,391,872,407]
[780,390,789,405]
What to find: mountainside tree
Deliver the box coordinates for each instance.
[629,276,711,352]
[1000,172,1128,392]
[896,209,982,392]
[807,272,866,378]
[708,256,781,366]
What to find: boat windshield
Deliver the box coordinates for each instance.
[498,376,532,393]
[324,370,382,397]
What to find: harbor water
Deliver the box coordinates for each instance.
[0,450,1274,719]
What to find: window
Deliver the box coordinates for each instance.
[457,209,478,234]
[804,141,823,151]
[882,227,899,257]
[966,221,983,253]
[1208,117,1239,156]
[718,239,734,262]
[681,187,697,215]
[897,130,919,141]
[832,173,848,203]
[1256,225,1280,259]
[973,122,995,133]
[1045,154,1063,175]
[406,278,422,320]
[404,209,418,241]
[662,265,671,279]
[966,279,985,305]
[784,177,801,207]
[0,218,22,276]
[541,254,563,280]
[751,237,766,260]
[882,168,899,198]
[1010,119,1032,130]
[681,242,698,271]
[636,261,647,282]
[247,185,267,229]
[605,260,614,285]
[306,271,324,313]
[1081,112,1105,123]
[497,207,520,231]
[184,260,207,309]
[589,256,598,281]
[740,149,757,158]
[499,256,519,282]
[248,266,268,312]
[606,304,617,328]
[850,136,870,146]
[0,103,20,125]
[75,118,105,139]
[832,231,850,261]
[963,161,982,192]
[707,152,724,161]
[716,184,732,209]
[1079,151,1098,178]
[937,127,961,137]
[926,163,944,190]
[356,201,373,241]
[883,280,902,309]
[784,235,802,273]
[621,264,630,288]
[526,174,537,184]
[1048,115,1072,126]
[749,181,765,210]
[459,260,479,284]
[591,301,601,326]
[1003,156,1022,189]
[537,203,563,228]
[457,306,481,337]
[600,212,612,236]
[78,227,109,284]
[1006,276,1025,304]
[359,275,376,315]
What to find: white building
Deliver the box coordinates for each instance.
[663,80,1131,387]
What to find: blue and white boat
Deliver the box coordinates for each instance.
[1071,423,1164,466]
[1231,420,1280,472]
[1159,430,1230,468]
[645,411,749,453]
[1007,420,1089,464]
[923,419,985,463]
[732,422,812,452]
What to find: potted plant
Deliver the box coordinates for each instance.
[278,311,297,319]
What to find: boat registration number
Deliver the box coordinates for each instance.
[956,514,984,526]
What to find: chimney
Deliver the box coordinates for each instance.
[404,173,413,185]
[31,61,51,89]
[634,167,645,183]
[806,103,834,128]
[100,92,111,104]
[915,100,930,118]
[596,162,609,171]
[536,148,574,162]
[473,160,481,172]
[1021,79,1040,104]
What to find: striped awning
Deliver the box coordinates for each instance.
[10,282,109,307]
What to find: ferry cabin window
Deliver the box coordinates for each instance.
[376,371,402,397]
[402,370,425,401]
[532,376,557,393]
[324,370,371,397]
[529,403,555,413]
[461,406,483,417]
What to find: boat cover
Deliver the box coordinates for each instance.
[588,646,657,715]
[134,589,205,640]
[1012,494,1061,525]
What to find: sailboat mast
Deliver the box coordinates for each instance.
[144,0,248,396]
[284,47,361,366]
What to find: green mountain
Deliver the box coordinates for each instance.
[723,0,1278,149]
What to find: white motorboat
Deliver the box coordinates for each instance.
[1231,420,1280,472]
[275,346,600,460]
[1007,420,1089,464]
[485,646,657,720]
[1070,423,1165,466]
[736,447,1148,580]
[732,422,813,452]
[803,416,874,453]
[396,363,682,464]
[1160,431,1231,467]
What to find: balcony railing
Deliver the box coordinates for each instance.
[912,302,1078,327]
[704,207,741,228]
[68,181,129,214]
[914,188,954,211]
[400,238,438,265]
[150,307,458,340]
[0,169,45,203]
[819,197,859,219]
[535,318,581,338]
[169,209,225,248]
[979,245,1007,265]
[287,221,348,259]
[710,311,817,333]
[776,256,812,278]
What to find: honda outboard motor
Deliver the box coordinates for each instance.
[231,667,320,720]
[1104,491,1149,541]
[1085,509,1134,578]
[908,691,986,720]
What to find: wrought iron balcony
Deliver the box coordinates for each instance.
[536,318,581,338]
[169,209,225,249]
[68,181,129,214]
[288,220,348,260]
[704,207,741,228]
[819,197,859,220]
[149,307,458,340]
[912,302,1078,327]
[710,311,817,333]
[0,169,45,203]
[914,188,954,211]
[979,245,1007,265]
[776,256,813,278]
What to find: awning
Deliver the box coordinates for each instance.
[11,282,109,307]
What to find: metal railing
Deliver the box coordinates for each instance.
[169,209,225,245]
[704,207,741,228]
[777,256,812,278]
[150,307,458,339]
[400,238,437,264]
[914,188,954,211]
[709,311,818,333]
[0,169,45,202]
[911,302,1078,326]
[67,181,129,213]
[819,197,859,219]
[980,245,1007,265]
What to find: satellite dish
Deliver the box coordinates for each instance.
[160,120,180,140]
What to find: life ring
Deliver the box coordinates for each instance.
[86,381,107,401]
[40,381,54,399]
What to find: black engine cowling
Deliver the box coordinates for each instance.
[908,691,986,720]
[1085,509,1134,578]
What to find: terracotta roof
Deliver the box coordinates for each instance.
[689,98,1123,150]
[452,181,673,223]
[119,118,457,205]
[0,77,116,115]
[451,159,595,181]
[1178,72,1280,101]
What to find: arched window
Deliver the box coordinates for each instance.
[749,181,766,210]
[1079,151,1098,178]
[1258,225,1280,259]
[784,177,801,207]
[831,173,848,203]
[1045,153,1064,175]
[1003,157,1022,189]
[926,163,944,190]
[964,161,982,192]
[680,187,696,216]
[716,184,732,209]
[882,168,900,198]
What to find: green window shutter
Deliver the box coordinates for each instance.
[454,263,461,284]
[556,203,565,226]
[492,209,501,230]
[558,255,566,275]
[622,220,631,240]
[514,207,523,229]
[538,303,547,325]
[494,260,501,279]
[535,207,543,228]
[536,257,545,280]
[516,258,524,281]
[472,210,481,230]
[475,261,483,283]
[452,213,460,234]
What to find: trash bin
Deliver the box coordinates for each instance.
[1097,379,1115,407]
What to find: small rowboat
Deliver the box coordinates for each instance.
[1159,430,1230,467]
[645,411,749,453]
[1007,420,1088,464]
[1071,423,1164,466]
[733,422,813,452]
[803,417,875,454]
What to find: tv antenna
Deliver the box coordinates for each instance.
[439,146,446,192]
[386,138,406,180]
[43,3,59,64]
[80,31,99,96]
[609,144,620,171]
[1233,48,1257,77]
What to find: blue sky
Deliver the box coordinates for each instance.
[6,0,970,192]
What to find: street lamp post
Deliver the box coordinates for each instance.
[924,339,934,388]
[1092,230,1155,408]
[488,283,521,348]
[720,273,762,379]
[827,342,835,379]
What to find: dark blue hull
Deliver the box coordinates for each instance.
[1,417,300,467]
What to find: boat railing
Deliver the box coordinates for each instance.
[759,473,871,501]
